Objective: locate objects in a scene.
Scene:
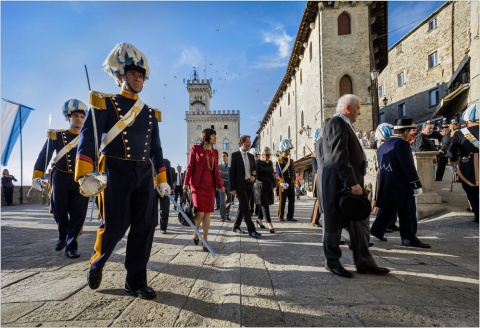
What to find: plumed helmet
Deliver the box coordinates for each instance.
[62,99,87,121]
[103,42,150,82]
[461,102,479,123]
[248,148,260,156]
[314,128,322,141]
[279,139,294,152]
[375,123,394,141]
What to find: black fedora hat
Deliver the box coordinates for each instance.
[334,188,371,221]
[393,118,415,130]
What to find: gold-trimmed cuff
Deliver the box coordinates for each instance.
[156,170,167,184]
[75,159,93,182]
[32,170,44,179]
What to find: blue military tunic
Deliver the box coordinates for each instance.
[75,89,166,291]
[33,128,88,252]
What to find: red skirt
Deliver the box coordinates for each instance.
[191,164,215,213]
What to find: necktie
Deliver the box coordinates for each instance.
[243,152,250,179]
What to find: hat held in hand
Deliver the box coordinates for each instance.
[334,188,371,221]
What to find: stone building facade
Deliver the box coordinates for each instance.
[378,1,476,125]
[257,1,387,192]
[185,70,240,162]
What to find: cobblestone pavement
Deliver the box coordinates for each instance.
[1,179,478,327]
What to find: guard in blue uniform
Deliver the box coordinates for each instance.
[370,118,431,248]
[447,103,479,223]
[75,43,170,300]
[276,139,298,222]
[32,99,89,258]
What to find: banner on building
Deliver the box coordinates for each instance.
[1,100,34,166]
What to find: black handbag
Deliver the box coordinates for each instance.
[178,191,194,226]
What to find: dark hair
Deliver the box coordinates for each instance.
[394,128,411,134]
[200,128,216,145]
[238,135,250,146]
[222,152,228,156]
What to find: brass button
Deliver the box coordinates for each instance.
[142,157,145,160]
[125,140,128,143]
[149,122,152,125]
[145,143,148,145]
[144,150,147,152]
[127,147,130,150]
[146,135,149,138]
[115,102,119,105]
[119,115,123,118]
[117,108,121,111]
[127,154,131,158]
[149,115,152,118]
[148,129,151,132]
[123,131,127,135]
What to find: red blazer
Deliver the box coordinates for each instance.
[184,144,224,189]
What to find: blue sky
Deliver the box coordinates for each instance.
[1,1,444,183]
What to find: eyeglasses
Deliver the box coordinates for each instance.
[264,154,272,157]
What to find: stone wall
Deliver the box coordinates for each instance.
[379,1,472,124]
[1,186,43,206]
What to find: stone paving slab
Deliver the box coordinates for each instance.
[1,179,478,326]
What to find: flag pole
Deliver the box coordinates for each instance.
[19,106,23,204]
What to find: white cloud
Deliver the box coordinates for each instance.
[171,47,204,73]
[253,25,293,69]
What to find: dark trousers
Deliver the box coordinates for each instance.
[51,170,89,251]
[258,205,272,223]
[370,196,418,242]
[323,218,376,270]
[435,156,448,181]
[157,193,170,230]
[278,187,295,220]
[90,158,156,291]
[174,185,183,204]
[233,181,256,234]
[2,186,14,205]
[462,182,479,220]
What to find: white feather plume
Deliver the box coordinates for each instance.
[102,43,150,82]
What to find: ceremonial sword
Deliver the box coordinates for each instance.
[166,193,217,257]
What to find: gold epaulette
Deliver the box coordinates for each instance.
[47,129,65,140]
[154,109,162,122]
[89,91,113,110]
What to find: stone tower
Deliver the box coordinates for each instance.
[185,68,240,162]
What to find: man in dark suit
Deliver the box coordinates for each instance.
[158,158,174,234]
[370,118,431,248]
[229,135,261,238]
[173,165,184,207]
[321,94,389,278]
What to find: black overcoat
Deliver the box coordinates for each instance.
[321,116,365,233]
[254,159,275,206]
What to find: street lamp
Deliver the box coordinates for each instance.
[370,68,380,128]
[382,96,388,107]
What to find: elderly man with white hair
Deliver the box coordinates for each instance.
[320,94,389,278]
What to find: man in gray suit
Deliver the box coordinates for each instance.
[321,94,389,278]
[219,152,231,221]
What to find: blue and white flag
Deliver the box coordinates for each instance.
[1,101,33,166]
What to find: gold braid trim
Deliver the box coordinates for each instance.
[89,91,113,110]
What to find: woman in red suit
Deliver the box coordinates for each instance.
[184,128,225,251]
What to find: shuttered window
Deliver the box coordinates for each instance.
[338,13,351,35]
[339,75,353,95]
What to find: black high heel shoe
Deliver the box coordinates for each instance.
[256,220,266,229]
[267,223,275,233]
[193,238,199,246]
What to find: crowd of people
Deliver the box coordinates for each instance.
[15,40,476,300]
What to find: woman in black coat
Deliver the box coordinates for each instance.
[2,169,17,206]
[253,147,276,233]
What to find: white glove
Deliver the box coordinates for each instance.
[413,188,423,196]
[32,178,47,191]
[281,182,289,191]
[156,182,171,197]
[78,172,107,197]
[449,165,456,172]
